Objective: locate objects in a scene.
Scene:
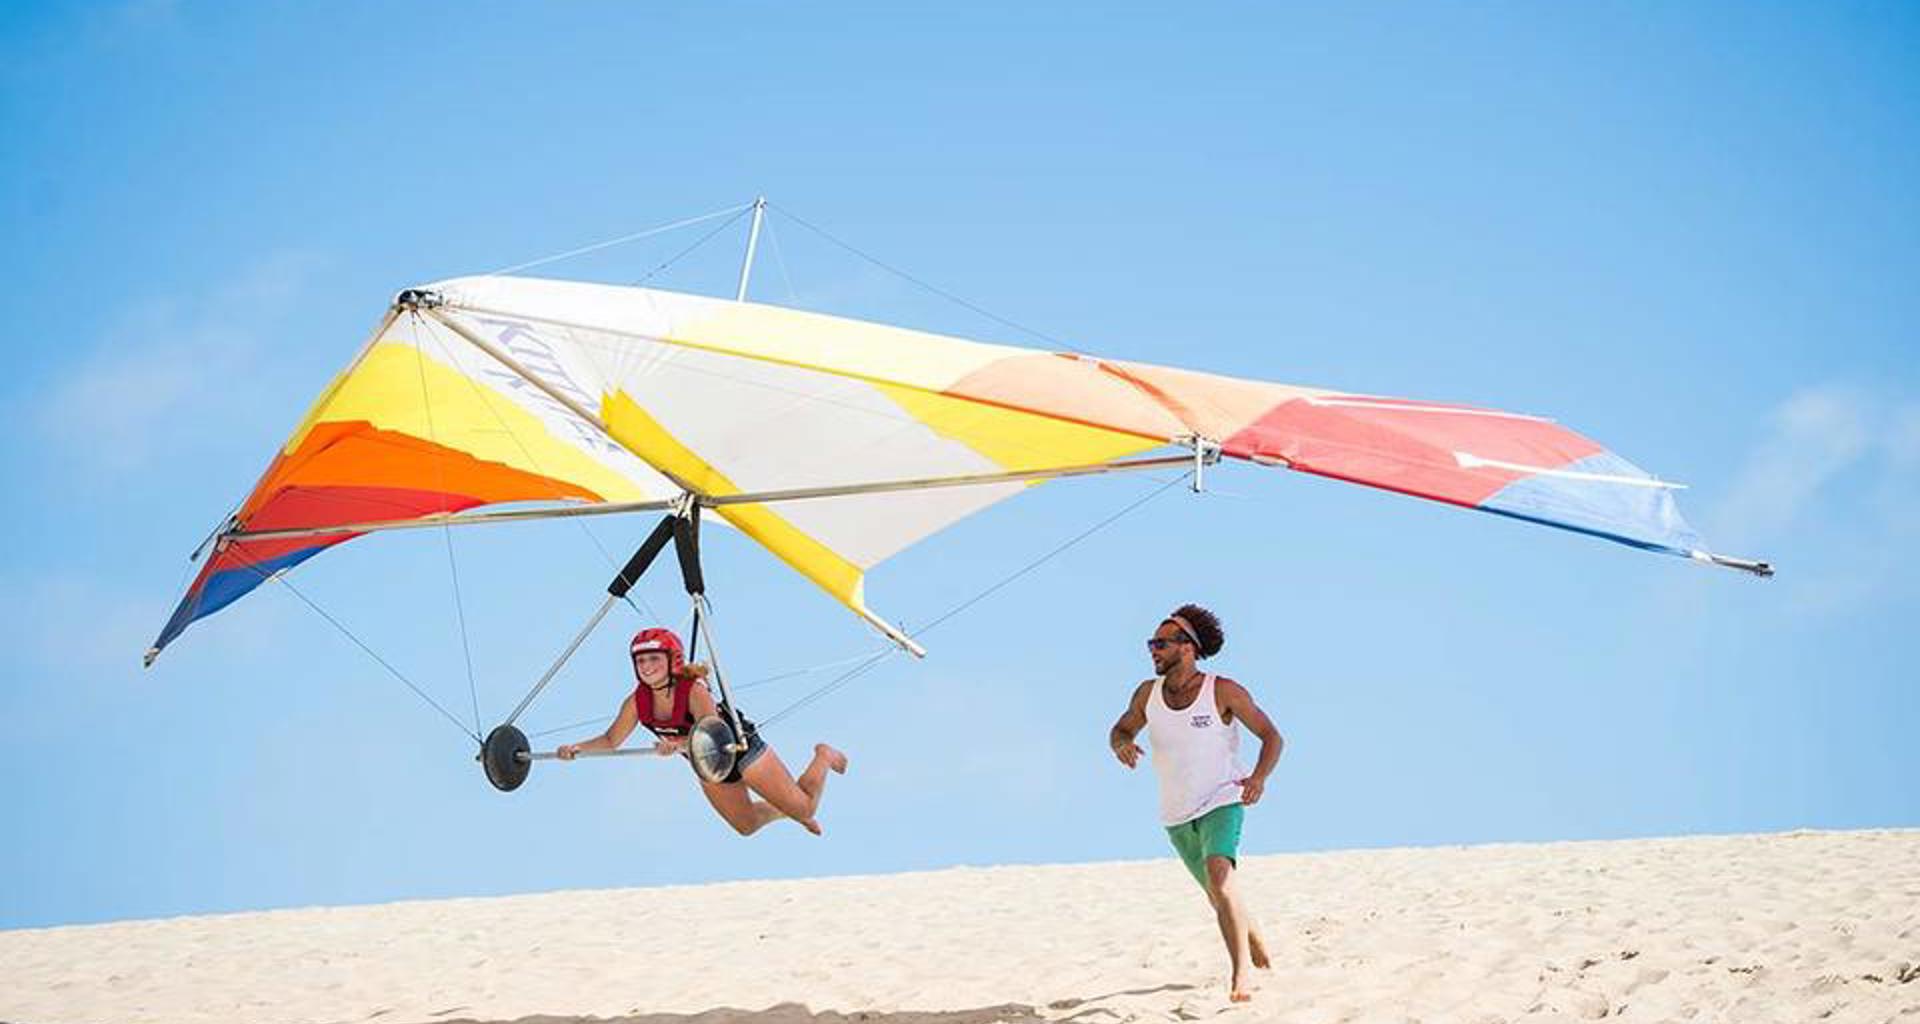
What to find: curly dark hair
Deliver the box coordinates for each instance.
[1167,603,1224,659]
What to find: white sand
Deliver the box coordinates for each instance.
[4,829,1916,1024]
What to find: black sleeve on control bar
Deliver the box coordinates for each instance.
[607,515,678,598]
[673,507,705,595]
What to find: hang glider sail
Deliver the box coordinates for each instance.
[147,274,1769,666]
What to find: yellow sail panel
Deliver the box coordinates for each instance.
[601,389,865,607]
[281,341,652,503]
[869,381,1161,472]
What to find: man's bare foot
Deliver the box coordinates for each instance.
[1229,969,1253,1002]
[816,743,849,774]
[1249,932,1272,970]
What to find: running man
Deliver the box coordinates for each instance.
[1109,604,1284,1002]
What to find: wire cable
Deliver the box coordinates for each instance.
[632,206,757,287]
[485,203,755,277]
[225,550,480,744]
[757,470,1192,729]
[769,203,1080,352]
[763,214,800,305]
[406,314,485,736]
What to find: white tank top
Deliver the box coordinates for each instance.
[1145,673,1246,825]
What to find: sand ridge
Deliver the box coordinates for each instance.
[3,829,1916,1023]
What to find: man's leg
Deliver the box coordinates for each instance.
[1197,804,1258,999]
[1204,855,1255,1002]
[1170,812,1258,999]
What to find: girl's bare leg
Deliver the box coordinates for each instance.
[741,744,846,834]
[797,743,848,805]
[698,778,782,836]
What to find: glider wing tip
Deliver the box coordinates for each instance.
[1696,550,1775,578]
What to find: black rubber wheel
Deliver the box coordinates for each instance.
[481,723,531,792]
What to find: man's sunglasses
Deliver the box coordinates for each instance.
[1146,637,1191,651]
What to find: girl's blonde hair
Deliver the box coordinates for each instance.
[673,662,711,682]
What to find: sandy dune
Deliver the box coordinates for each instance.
[4,829,1916,1023]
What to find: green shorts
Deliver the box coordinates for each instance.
[1165,802,1245,887]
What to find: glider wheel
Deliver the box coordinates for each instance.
[482,723,531,793]
[688,716,739,785]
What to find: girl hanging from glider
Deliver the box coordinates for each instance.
[557,627,848,836]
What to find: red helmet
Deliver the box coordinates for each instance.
[629,627,686,680]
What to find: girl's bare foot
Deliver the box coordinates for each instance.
[816,743,849,774]
[1250,931,1271,969]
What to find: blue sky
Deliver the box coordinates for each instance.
[1,2,1914,929]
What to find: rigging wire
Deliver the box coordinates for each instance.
[484,203,755,277]
[769,202,1081,353]
[731,647,897,692]
[763,214,801,306]
[632,205,757,288]
[442,525,483,737]
[755,470,1193,730]
[407,313,485,736]
[527,716,612,741]
[223,550,481,744]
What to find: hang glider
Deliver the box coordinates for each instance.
[146,274,1770,667]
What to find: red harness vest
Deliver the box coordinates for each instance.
[634,677,695,738]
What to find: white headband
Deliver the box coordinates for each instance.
[1167,614,1200,648]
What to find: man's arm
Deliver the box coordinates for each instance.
[1109,679,1155,768]
[1217,678,1283,804]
